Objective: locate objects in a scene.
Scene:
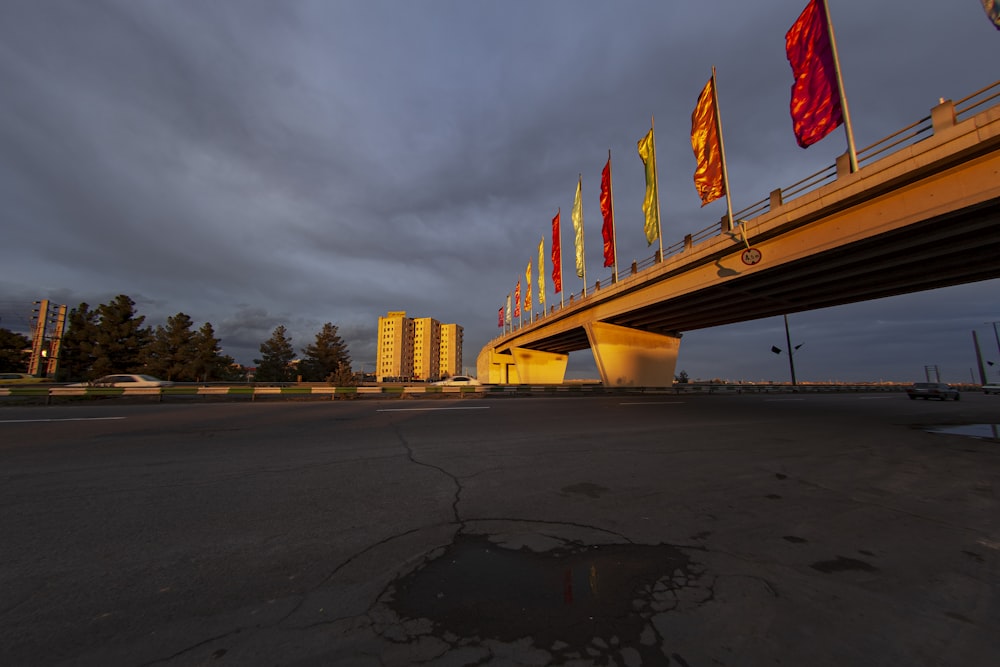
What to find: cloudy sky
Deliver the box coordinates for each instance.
[1,1,997,383]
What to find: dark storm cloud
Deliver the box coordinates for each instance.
[1,0,996,381]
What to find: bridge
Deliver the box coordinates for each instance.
[477,81,1000,386]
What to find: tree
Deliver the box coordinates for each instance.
[56,303,99,381]
[254,325,295,382]
[190,322,236,382]
[328,361,358,387]
[0,328,30,372]
[89,295,151,378]
[142,312,196,381]
[299,322,351,382]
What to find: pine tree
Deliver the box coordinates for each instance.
[0,328,30,373]
[190,322,235,381]
[254,325,295,382]
[57,303,99,381]
[90,295,151,377]
[142,313,196,381]
[300,322,351,382]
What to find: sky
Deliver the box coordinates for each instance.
[1,1,997,384]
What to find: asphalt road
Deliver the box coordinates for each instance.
[1,393,998,666]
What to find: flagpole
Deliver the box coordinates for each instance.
[608,148,619,281]
[578,174,587,298]
[711,67,736,234]
[821,0,858,172]
[651,115,664,260]
[539,237,546,319]
[529,259,534,323]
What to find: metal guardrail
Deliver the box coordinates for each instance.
[495,79,1000,344]
[5,383,987,403]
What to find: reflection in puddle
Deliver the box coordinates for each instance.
[386,534,703,662]
[926,424,1000,441]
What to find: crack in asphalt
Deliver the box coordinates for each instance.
[391,425,463,527]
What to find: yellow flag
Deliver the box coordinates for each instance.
[572,177,585,279]
[537,238,545,306]
[637,128,659,245]
[525,260,532,311]
[691,76,725,206]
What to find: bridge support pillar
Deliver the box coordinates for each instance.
[477,348,519,384]
[511,347,568,384]
[584,322,680,388]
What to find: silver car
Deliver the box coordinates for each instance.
[906,382,960,401]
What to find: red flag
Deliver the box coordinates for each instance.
[514,280,521,318]
[498,306,503,328]
[599,157,615,268]
[551,211,562,294]
[786,0,842,148]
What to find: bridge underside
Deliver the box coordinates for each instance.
[479,196,1000,386]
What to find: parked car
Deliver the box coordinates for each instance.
[906,382,960,401]
[983,384,1000,395]
[0,372,48,384]
[69,374,173,388]
[433,375,482,387]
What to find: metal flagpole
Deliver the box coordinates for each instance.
[821,0,858,172]
[712,67,736,236]
[518,278,522,328]
[651,115,664,260]
[578,175,586,298]
[608,149,619,281]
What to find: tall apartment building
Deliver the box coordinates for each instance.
[439,323,463,378]
[376,311,414,382]
[376,311,464,382]
[412,317,441,382]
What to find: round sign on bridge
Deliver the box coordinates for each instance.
[741,247,762,265]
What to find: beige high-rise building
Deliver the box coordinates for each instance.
[376,311,414,382]
[439,323,464,378]
[375,311,464,382]
[412,317,441,382]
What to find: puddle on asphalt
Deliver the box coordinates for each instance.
[386,533,703,662]
[925,424,1000,442]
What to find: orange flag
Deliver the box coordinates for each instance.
[690,76,725,206]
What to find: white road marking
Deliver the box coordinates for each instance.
[619,402,685,405]
[0,417,127,424]
[375,407,491,412]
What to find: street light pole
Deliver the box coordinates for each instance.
[784,314,797,387]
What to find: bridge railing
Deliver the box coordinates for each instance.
[493,80,1000,344]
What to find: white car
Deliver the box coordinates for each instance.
[70,374,173,388]
[432,375,482,386]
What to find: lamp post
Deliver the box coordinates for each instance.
[771,314,802,387]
